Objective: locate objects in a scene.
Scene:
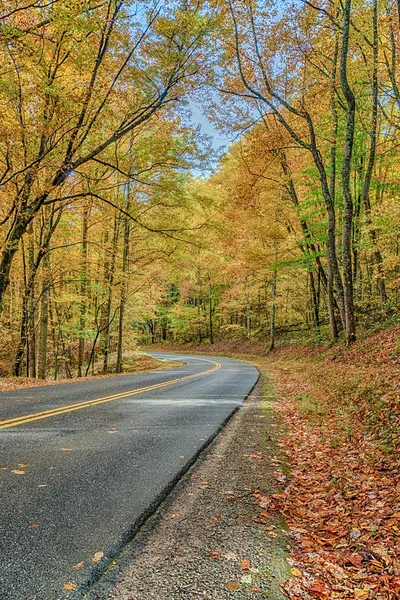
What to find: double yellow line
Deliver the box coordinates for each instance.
[0,359,221,431]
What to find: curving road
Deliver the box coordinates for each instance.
[0,353,259,600]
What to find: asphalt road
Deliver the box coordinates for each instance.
[0,353,259,600]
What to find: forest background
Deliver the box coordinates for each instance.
[0,0,399,377]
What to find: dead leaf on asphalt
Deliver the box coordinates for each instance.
[63,583,76,590]
[238,559,250,570]
[28,524,37,529]
[11,469,25,475]
[91,551,104,563]
[73,562,85,569]
[224,552,237,560]
[225,581,241,591]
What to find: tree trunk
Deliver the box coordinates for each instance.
[208,277,214,345]
[116,198,130,374]
[37,252,50,379]
[77,206,89,377]
[340,0,357,344]
[361,0,388,310]
[100,215,119,373]
[269,267,277,352]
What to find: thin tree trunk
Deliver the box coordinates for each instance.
[116,198,130,374]
[340,0,357,344]
[77,206,89,377]
[208,276,214,345]
[309,271,320,329]
[37,252,50,379]
[269,267,277,352]
[100,214,119,373]
[197,267,202,344]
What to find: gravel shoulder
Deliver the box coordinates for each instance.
[86,376,290,600]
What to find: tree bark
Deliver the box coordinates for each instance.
[77,206,89,377]
[100,214,119,373]
[116,195,130,374]
[269,266,277,352]
[340,0,357,344]
[37,252,50,379]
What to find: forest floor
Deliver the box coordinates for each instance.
[143,323,400,599]
[0,352,183,393]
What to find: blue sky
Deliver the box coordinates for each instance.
[188,101,230,152]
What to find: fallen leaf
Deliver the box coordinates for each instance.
[238,559,250,570]
[241,574,252,584]
[226,581,241,591]
[209,551,219,557]
[11,470,25,475]
[224,552,237,560]
[371,545,390,565]
[61,448,72,452]
[344,553,363,569]
[28,524,38,529]
[38,484,48,488]
[73,562,85,569]
[291,568,302,577]
[309,582,331,598]
[91,551,104,563]
[259,497,270,508]
[354,589,369,599]
[63,583,76,590]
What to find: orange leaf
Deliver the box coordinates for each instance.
[63,583,77,590]
[238,559,250,570]
[309,582,331,599]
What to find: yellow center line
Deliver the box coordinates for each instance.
[0,359,221,430]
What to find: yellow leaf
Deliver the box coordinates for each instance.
[354,589,369,599]
[291,568,302,577]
